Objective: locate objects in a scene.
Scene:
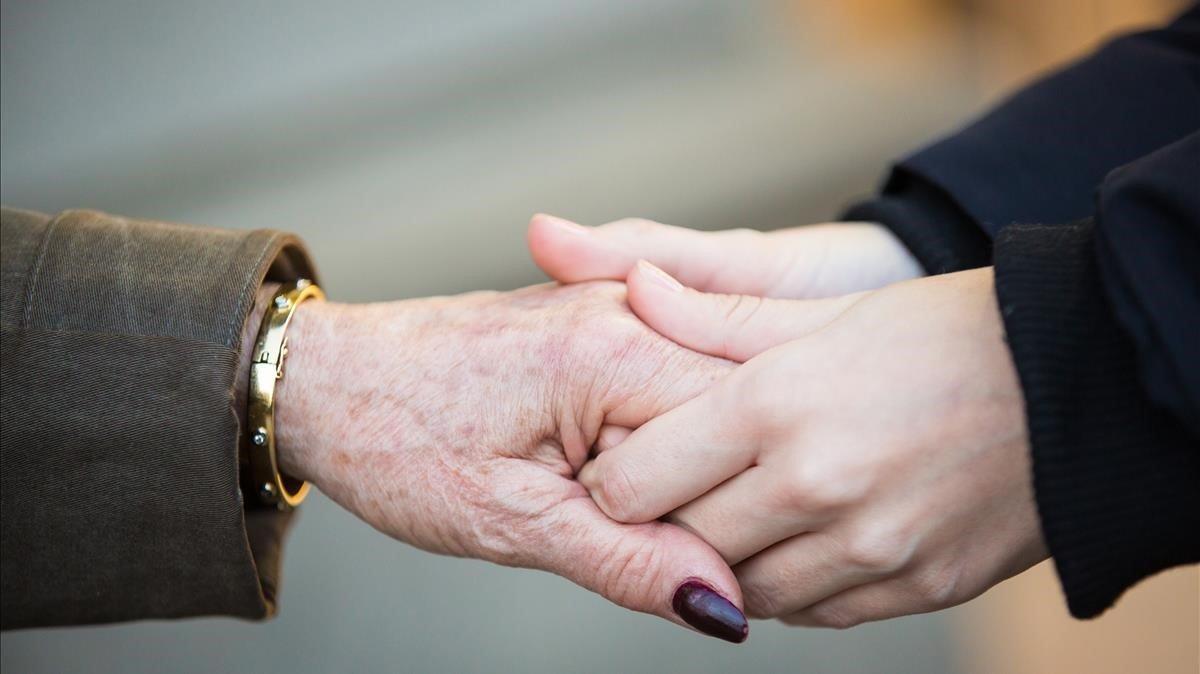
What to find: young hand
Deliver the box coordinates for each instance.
[578,263,1047,628]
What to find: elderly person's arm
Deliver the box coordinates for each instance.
[1,207,314,627]
[0,207,745,642]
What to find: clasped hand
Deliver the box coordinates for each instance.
[271,214,1047,643]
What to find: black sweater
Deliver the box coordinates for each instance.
[844,6,1200,619]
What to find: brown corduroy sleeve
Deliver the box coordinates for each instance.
[0,206,317,629]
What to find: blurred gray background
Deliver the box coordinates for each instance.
[3,1,1195,673]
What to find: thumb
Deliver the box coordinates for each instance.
[628,260,863,362]
[527,214,787,295]
[541,496,749,643]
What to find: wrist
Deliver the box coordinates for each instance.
[272,297,430,487]
[272,296,341,484]
[778,222,924,297]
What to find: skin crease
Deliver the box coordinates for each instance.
[268,281,746,637]
[529,215,1049,628]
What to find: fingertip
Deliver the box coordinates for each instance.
[530,213,589,238]
[672,579,750,643]
[527,214,581,279]
[633,259,684,292]
[651,523,748,641]
[525,213,556,250]
[550,499,744,640]
[528,213,630,283]
[626,261,705,351]
[626,260,675,312]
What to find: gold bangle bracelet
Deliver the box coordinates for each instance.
[247,279,324,510]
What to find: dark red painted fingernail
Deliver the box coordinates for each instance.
[672,580,749,643]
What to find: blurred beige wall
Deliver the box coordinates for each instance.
[803,0,1191,97]
[958,564,1199,674]
[963,0,1192,99]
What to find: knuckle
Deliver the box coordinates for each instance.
[775,455,860,514]
[774,471,819,514]
[595,459,645,522]
[840,527,914,575]
[727,369,790,431]
[566,307,645,362]
[908,562,964,608]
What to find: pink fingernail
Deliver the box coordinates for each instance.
[638,260,683,292]
[539,214,590,236]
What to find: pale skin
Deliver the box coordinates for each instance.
[527,214,924,301]
[529,214,1049,628]
[268,281,749,640]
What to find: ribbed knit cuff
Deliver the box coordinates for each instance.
[994,220,1200,618]
[841,167,992,275]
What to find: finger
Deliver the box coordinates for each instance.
[666,466,824,565]
[778,579,930,629]
[626,260,862,362]
[527,214,787,295]
[578,381,758,524]
[593,424,632,454]
[541,495,749,643]
[734,533,887,619]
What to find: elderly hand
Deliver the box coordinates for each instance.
[527,214,923,300]
[271,282,749,642]
[575,262,1048,628]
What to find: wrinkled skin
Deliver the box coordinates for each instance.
[273,281,741,633]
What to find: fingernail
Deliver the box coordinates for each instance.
[538,213,590,236]
[672,580,749,644]
[637,260,683,292]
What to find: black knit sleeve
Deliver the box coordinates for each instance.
[841,167,991,275]
[993,134,1200,618]
[842,7,1198,273]
[899,7,1199,237]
